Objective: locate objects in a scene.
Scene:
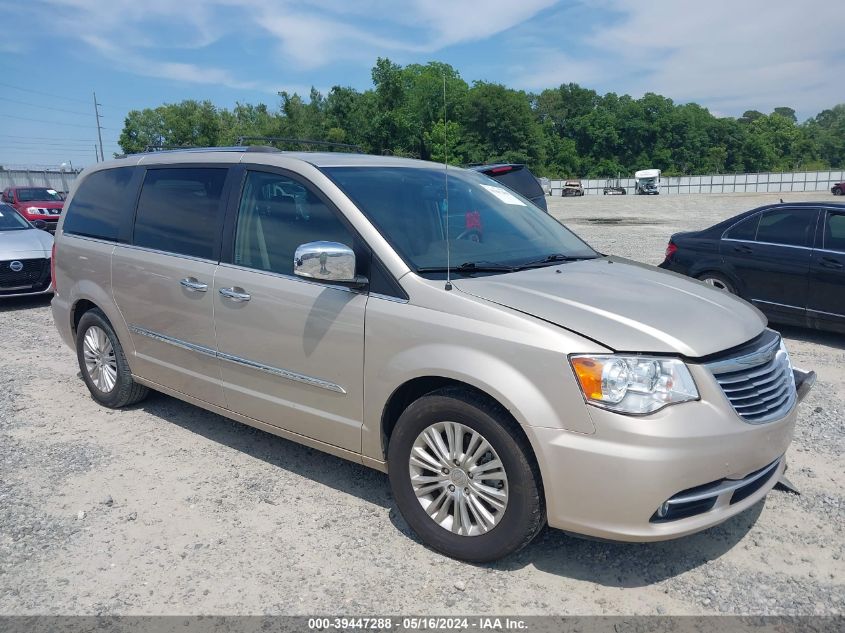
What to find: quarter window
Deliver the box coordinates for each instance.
[133,168,228,259]
[233,171,355,276]
[63,167,137,241]
[756,209,816,248]
[725,214,759,241]
[824,212,845,253]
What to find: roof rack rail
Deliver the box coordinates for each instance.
[236,136,364,153]
[143,144,199,152]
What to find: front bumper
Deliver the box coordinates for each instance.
[527,366,813,542]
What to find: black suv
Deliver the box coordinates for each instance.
[469,164,548,212]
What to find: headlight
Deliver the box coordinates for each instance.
[26,206,40,214]
[569,355,699,414]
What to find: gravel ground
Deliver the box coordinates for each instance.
[1,192,843,616]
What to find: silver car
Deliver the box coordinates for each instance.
[0,203,53,298]
[51,149,815,562]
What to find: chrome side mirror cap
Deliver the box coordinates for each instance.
[293,241,364,285]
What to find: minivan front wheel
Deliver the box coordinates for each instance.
[388,388,544,562]
[76,309,149,408]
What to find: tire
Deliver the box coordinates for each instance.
[833,187,843,196]
[76,308,149,408]
[698,272,736,294]
[387,387,544,562]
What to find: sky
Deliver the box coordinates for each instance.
[1,0,842,168]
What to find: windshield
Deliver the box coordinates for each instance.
[16,188,63,202]
[321,166,597,274]
[0,205,31,231]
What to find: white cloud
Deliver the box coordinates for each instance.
[8,0,842,116]
[15,1,556,89]
[542,0,845,117]
[411,0,559,48]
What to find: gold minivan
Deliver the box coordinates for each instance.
[52,148,815,562]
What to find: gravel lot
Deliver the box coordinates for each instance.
[1,192,842,616]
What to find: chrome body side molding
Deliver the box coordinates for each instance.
[128,325,347,394]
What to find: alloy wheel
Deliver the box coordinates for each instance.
[702,277,731,292]
[409,421,509,536]
[82,325,118,392]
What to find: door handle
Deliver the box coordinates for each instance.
[733,245,753,254]
[179,277,208,292]
[820,257,844,269]
[219,287,251,302]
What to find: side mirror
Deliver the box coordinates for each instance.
[33,219,48,230]
[293,241,366,286]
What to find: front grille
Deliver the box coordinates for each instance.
[0,258,48,289]
[706,333,796,424]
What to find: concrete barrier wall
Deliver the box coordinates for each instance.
[0,169,81,193]
[550,170,845,196]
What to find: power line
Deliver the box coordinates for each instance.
[1,114,109,129]
[0,138,117,146]
[0,81,93,105]
[0,145,119,152]
[0,81,137,112]
[0,96,94,117]
[0,134,99,142]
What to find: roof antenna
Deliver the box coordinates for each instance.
[443,73,452,291]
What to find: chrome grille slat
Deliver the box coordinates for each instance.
[726,370,788,399]
[734,390,791,416]
[729,368,791,402]
[732,386,790,411]
[706,333,796,424]
[719,367,780,391]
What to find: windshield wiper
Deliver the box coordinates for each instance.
[515,253,597,269]
[416,261,516,274]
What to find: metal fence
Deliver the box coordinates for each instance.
[0,168,82,193]
[3,166,843,198]
[550,170,845,196]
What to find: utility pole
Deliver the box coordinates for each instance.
[94,144,99,164]
[93,91,104,162]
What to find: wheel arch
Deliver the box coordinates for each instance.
[379,376,540,477]
[694,268,741,294]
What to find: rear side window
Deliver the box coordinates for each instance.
[756,209,816,247]
[824,212,845,252]
[488,167,543,200]
[133,168,228,259]
[63,167,138,241]
[725,214,759,241]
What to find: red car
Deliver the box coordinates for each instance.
[833,182,844,196]
[2,186,64,232]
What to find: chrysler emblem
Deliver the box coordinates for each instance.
[9,261,23,272]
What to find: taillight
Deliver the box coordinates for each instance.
[665,241,678,260]
[50,242,57,291]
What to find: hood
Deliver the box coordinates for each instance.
[0,228,53,259]
[452,257,766,358]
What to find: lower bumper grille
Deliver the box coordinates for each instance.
[650,456,782,523]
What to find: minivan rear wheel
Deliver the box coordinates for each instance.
[76,309,149,408]
[387,387,544,562]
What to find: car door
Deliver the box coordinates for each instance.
[807,209,845,329]
[212,167,367,452]
[112,166,232,408]
[720,207,817,324]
